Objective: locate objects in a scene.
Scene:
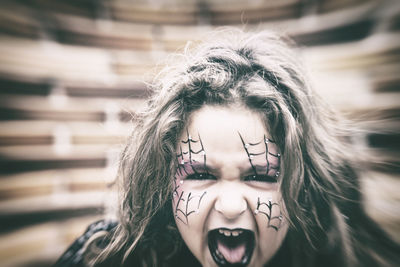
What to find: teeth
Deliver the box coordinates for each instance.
[218,229,242,237]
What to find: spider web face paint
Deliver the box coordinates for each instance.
[174,191,207,225]
[238,133,283,230]
[175,130,208,181]
[238,132,281,182]
[171,106,290,267]
[173,130,208,225]
[254,197,283,231]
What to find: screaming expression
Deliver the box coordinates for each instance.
[173,130,283,267]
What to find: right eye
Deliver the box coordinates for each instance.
[185,172,217,181]
[243,174,277,183]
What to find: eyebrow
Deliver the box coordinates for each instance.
[178,161,204,171]
[180,162,221,174]
[241,164,265,173]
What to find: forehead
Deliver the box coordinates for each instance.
[183,105,267,150]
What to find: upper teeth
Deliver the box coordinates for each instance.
[218,229,242,236]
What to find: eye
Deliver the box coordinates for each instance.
[244,174,277,183]
[185,172,217,181]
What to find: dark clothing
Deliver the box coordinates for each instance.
[54,220,118,267]
[54,220,202,267]
[54,219,294,267]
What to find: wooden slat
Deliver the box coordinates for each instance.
[0,144,116,173]
[0,94,144,122]
[365,149,400,174]
[0,191,108,216]
[301,32,400,71]
[110,0,300,25]
[0,36,153,83]
[0,2,42,39]
[0,168,114,200]
[0,75,149,98]
[0,120,132,146]
[0,190,114,234]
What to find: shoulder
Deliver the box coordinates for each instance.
[54,219,118,267]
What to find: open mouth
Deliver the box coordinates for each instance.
[208,228,255,267]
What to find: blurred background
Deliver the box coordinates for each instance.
[0,0,399,266]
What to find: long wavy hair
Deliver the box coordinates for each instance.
[87,30,399,267]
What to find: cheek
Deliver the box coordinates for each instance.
[253,193,284,231]
[172,180,208,226]
[171,183,210,263]
[257,218,288,264]
[251,192,288,263]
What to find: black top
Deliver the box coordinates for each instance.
[54,220,118,267]
[53,219,202,267]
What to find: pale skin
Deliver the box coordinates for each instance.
[173,105,288,267]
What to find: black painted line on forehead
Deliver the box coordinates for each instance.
[238,132,282,178]
[246,140,263,146]
[176,130,208,175]
[198,134,207,174]
[268,151,280,157]
[238,131,258,175]
[248,151,265,157]
[181,129,198,144]
[264,135,281,177]
[176,145,186,176]
[264,134,270,174]
[264,137,277,143]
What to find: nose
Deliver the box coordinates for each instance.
[214,183,247,220]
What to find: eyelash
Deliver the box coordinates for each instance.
[185,173,217,181]
[244,174,277,183]
[184,173,277,183]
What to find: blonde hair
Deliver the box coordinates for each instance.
[88,29,399,267]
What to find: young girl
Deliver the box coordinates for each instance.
[55,30,399,267]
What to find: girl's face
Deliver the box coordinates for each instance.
[172,105,288,267]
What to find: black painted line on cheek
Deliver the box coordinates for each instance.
[255,197,283,231]
[174,190,207,225]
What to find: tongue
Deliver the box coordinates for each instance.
[217,240,246,263]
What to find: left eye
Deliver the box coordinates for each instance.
[185,172,217,181]
[244,174,277,183]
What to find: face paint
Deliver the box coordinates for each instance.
[239,133,281,182]
[238,133,283,231]
[254,197,283,231]
[174,191,207,225]
[174,130,208,225]
[172,105,288,267]
[175,130,208,179]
